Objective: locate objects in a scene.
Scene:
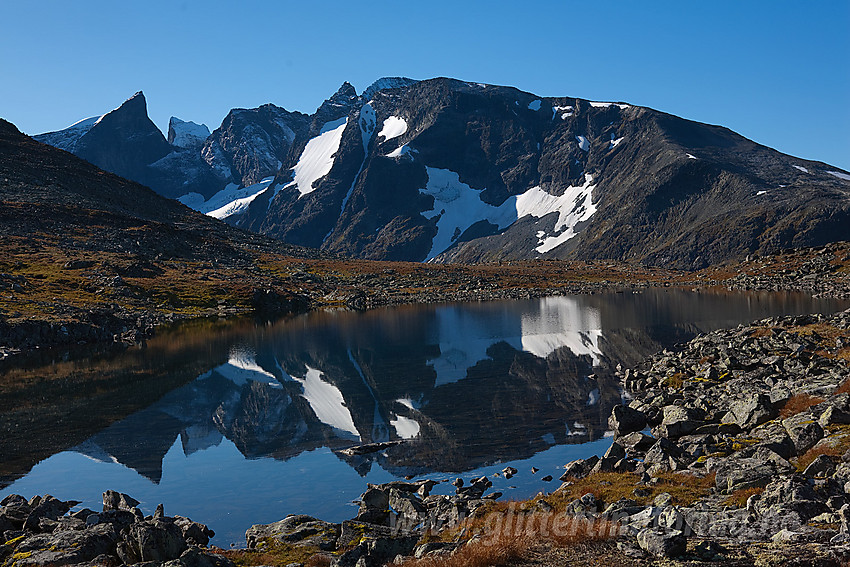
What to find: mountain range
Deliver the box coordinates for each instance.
[34,77,850,268]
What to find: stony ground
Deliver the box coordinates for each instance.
[512,307,850,566]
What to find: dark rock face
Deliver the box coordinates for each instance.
[73,92,173,182]
[202,104,310,187]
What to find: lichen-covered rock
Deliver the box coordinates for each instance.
[116,518,187,564]
[6,523,116,566]
[245,515,340,551]
[782,412,825,456]
[723,394,776,429]
[636,527,686,558]
[714,458,778,492]
[656,405,704,438]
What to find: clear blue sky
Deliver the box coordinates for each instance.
[1,0,848,170]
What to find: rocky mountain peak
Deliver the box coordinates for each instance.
[331,82,357,103]
[112,91,150,119]
[313,82,360,126]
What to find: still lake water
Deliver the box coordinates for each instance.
[1,289,848,546]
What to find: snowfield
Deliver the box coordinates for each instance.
[515,174,598,253]
[419,167,599,259]
[179,177,275,219]
[286,117,348,197]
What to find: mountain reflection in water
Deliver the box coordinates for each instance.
[1,289,847,545]
[69,295,614,482]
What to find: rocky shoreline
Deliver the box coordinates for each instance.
[4,308,850,566]
[0,491,227,567]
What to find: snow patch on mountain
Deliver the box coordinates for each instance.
[609,134,624,149]
[590,101,630,110]
[576,135,590,151]
[168,117,210,149]
[514,174,598,254]
[390,415,420,439]
[68,115,102,130]
[793,165,809,173]
[828,171,850,181]
[386,144,417,158]
[336,105,377,223]
[358,104,376,151]
[420,167,517,260]
[420,168,598,259]
[553,106,574,120]
[180,177,274,219]
[286,117,348,197]
[378,116,407,140]
[528,99,542,111]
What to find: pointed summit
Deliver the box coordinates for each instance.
[320,82,359,110]
[68,92,171,185]
[314,82,360,126]
[109,91,149,119]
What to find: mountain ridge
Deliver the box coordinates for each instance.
[33,78,850,269]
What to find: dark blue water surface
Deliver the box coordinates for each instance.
[1,289,847,546]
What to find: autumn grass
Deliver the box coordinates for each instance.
[780,393,826,419]
[795,323,850,344]
[748,327,777,338]
[724,486,765,508]
[398,509,618,567]
[794,428,850,470]
[544,471,715,511]
[221,541,325,567]
[664,372,686,390]
[399,531,531,567]
[835,379,850,396]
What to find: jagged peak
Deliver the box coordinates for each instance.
[327,82,358,105]
[312,82,360,125]
[94,91,150,126]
